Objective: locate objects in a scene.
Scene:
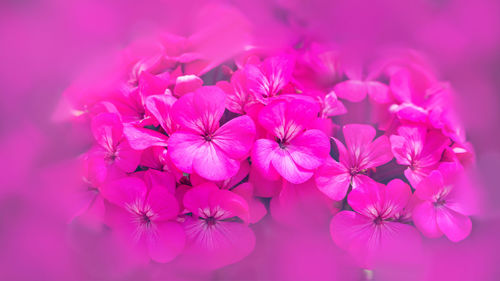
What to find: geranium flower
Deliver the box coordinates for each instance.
[330,179,419,267]
[88,113,142,177]
[390,125,450,187]
[245,54,295,104]
[168,86,256,181]
[315,124,392,200]
[101,176,185,263]
[252,98,330,184]
[412,163,475,242]
[180,183,255,269]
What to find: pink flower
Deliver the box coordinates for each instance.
[252,98,330,184]
[168,86,256,181]
[89,113,142,176]
[315,124,392,200]
[412,163,474,242]
[390,125,450,187]
[180,183,255,269]
[245,54,295,104]
[330,179,419,267]
[101,176,185,263]
[216,69,256,114]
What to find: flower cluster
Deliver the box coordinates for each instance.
[60,32,477,269]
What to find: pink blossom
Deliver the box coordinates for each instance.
[168,86,256,181]
[180,183,255,269]
[315,124,392,200]
[245,54,295,104]
[390,125,450,187]
[88,113,142,176]
[330,179,419,267]
[173,74,203,97]
[216,69,257,114]
[252,98,330,184]
[412,163,475,242]
[101,176,185,263]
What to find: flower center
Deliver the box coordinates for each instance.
[205,216,217,226]
[276,138,288,149]
[373,216,384,225]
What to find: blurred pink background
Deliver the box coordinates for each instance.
[1,0,499,280]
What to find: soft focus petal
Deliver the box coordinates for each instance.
[173,74,203,97]
[146,186,180,221]
[412,201,443,238]
[91,112,123,151]
[101,176,147,207]
[334,80,367,102]
[147,221,185,263]
[315,157,350,201]
[436,207,472,242]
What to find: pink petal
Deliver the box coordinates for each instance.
[366,81,391,103]
[251,139,281,181]
[249,165,281,197]
[315,157,351,201]
[212,115,256,159]
[171,86,226,134]
[143,169,176,195]
[193,143,240,181]
[174,75,203,97]
[419,130,450,167]
[101,176,147,208]
[287,129,330,170]
[183,183,219,217]
[412,201,443,238]
[342,124,376,153]
[181,217,256,269]
[138,71,170,98]
[272,148,314,184]
[436,207,472,242]
[123,124,169,150]
[364,135,393,168]
[147,221,185,263]
[347,180,384,217]
[384,179,412,218]
[330,211,374,252]
[91,113,123,151]
[395,103,428,123]
[114,140,142,173]
[231,183,267,224]
[333,80,367,102]
[144,94,177,135]
[390,135,411,166]
[168,131,205,174]
[415,170,445,198]
[208,189,250,223]
[146,186,180,221]
[404,166,436,188]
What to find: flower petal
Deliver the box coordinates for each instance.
[251,139,281,180]
[287,129,330,170]
[272,148,314,184]
[168,131,205,174]
[147,186,180,221]
[436,207,472,242]
[193,142,240,181]
[333,80,367,102]
[101,176,147,208]
[147,221,185,263]
[173,74,203,97]
[123,124,169,150]
[212,115,256,159]
[315,157,350,201]
[91,113,123,151]
[412,201,443,238]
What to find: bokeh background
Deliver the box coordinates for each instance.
[1,0,499,280]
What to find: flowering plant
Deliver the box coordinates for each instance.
[57,23,478,271]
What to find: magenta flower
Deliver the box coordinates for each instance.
[245,54,295,104]
[315,124,393,201]
[252,98,330,184]
[144,93,178,136]
[412,163,475,242]
[330,179,419,267]
[390,125,450,187]
[217,69,256,114]
[168,86,256,181]
[180,183,255,269]
[89,113,142,176]
[101,176,185,263]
